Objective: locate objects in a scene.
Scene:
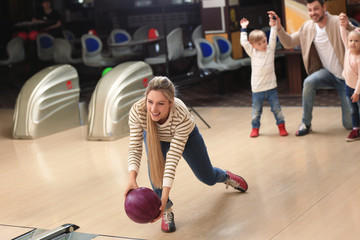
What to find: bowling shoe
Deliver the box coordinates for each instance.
[224,171,248,192]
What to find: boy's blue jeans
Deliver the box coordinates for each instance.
[302,69,352,129]
[251,88,284,129]
[345,85,360,128]
[143,126,228,209]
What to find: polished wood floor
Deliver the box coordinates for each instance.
[1,106,360,240]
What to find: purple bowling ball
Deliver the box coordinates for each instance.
[124,187,161,224]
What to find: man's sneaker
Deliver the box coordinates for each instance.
[278,123,288,136]
[346,129,360,142]
[295,123,311,136]
[224,171,248,192]
[161,211,176,233]
[250,128,259,137]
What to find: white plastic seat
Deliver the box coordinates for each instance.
[184,25,202,57]
[212,36,244,70]
[132,25,151,52]
[81,34,118,67]
[144,28,184,65]
[87,61,153,141]
[0,37,25,65]
[194,38,225,71]
[53,38,82,64]
[36,33,54,61]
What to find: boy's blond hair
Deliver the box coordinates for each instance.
[249,29,266,44]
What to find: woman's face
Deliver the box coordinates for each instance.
[146,90,173,124]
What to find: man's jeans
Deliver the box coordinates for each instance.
[302,68,352,129]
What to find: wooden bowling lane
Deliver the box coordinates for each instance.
[0,224,34,239]
[1,107,360,239]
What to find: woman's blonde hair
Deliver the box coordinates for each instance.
[145,76,175,188]
[248,29,266,44]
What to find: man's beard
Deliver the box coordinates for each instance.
[312,13,325,23]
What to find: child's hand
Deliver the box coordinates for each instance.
[339,13,348,28]
[351,92,359,103]
[240,18,249,29]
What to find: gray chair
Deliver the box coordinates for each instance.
[212,36,247,70]
[132,25,151,52]
[108,29,142,59]
[194,38,226,71]
[36,33,54,61]
[0,37,25,65]
[53,38,82,64]
[144,28,184,65]
[184,25,202,57]
[81,34,118,67]
[62,29,81,56]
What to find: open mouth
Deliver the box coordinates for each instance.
[151,112,160,117]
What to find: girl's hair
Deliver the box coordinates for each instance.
[248,30,266,44]
[350,28,360,36]
[145,76,175,188]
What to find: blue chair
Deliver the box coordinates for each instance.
[108,29,141,58]
[0,37,25,65]
[36,33,54,61]
[81,34,118,67]
[212,36,249,70]
[62,29,81,56]
[194,38,225,71]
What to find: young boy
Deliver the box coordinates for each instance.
[240,17,288,137]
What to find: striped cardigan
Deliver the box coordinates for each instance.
[128,97,195,188]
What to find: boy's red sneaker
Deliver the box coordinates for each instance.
[278,123,288,136]
[250,128,259,137]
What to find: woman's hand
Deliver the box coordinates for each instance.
[124,171,138,197]
[152,186,171,223]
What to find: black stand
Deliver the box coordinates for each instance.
[171,69,223,129]
[182,98,211,129]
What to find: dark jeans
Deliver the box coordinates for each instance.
[345,85,360,128]
[302,69,352,129]
[143,125,227,209]
[251,88,285,129]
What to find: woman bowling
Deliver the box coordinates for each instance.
[124,76,248,233]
